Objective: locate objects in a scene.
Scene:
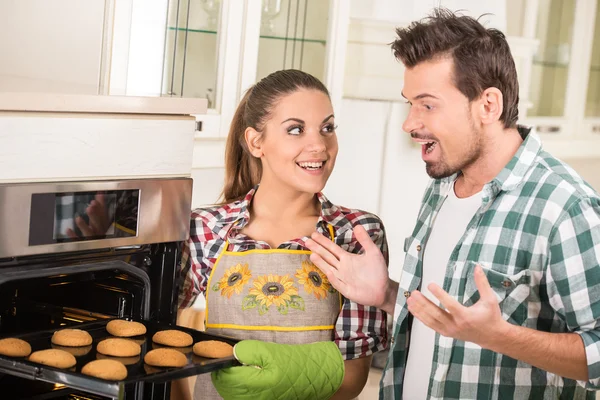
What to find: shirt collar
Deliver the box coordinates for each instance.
[209,185,355,238]
[489,125,541,193]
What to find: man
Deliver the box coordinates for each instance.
[306,8,600,400]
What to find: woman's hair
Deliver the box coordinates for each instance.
[219,69,330,204]
[391,8,519,128]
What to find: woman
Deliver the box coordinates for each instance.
[179,69,388,399]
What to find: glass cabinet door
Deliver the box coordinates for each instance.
[255,0,330,82]
[528,0,576,117]
[162,0,221,106]
[586,4,600,118]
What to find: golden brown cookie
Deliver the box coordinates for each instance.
[192,340,234,359]
[97,338,141,357]
[29,349,77,369]
[152,342,192,354]
[51,344,92,357]
[106,320,146,337]
[152,330,193,347]
[0,338,32,357]
[82,359,127,380]
[144,348,187,368]
[97,353,141,366]
[51,329,93,347]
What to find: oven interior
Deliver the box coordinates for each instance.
[0,245,172,400]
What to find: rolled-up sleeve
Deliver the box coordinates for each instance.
[547,197,600,389]
[335,218,389,359]
[178,212,209,309]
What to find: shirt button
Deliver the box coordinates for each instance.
[416,245,422,252]
[502,280,512,288]
[390,337,395,345]
[404,291,411,298]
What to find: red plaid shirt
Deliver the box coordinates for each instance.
[178,186,388,359]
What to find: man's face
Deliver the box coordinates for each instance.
[402,57,482,179]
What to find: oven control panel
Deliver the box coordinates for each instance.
[0,178,192,258]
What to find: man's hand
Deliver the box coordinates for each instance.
[406,265,507,348]
[305,225,394,312]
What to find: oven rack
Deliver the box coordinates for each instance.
[0,318,240,399]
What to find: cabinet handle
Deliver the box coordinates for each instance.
[195,121,203,132]
[536,125,561,134]
[592,125,600,134]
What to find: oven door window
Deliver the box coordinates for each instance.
[29,189,139,245]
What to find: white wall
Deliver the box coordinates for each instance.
[0,0,106,94]
[562,158,600,193]
[324,99,389,213]
[191,167,225,206]
[350,0,506,31]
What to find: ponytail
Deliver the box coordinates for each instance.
[218,90,262,204]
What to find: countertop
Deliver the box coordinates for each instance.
[0,93,208,116]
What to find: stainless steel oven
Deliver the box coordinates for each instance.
[0,178,237,400]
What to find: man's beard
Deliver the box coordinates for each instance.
[425,125,482,179]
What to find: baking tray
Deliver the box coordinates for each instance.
[0,318,240,399]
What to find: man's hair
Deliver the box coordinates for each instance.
[391,8,519,129]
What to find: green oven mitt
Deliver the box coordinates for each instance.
[211,340,344,400]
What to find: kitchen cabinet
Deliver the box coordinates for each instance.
[584,4,600,136]
[162,0,350,143]
[507,0,600,153]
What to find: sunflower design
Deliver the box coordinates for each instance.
[243,274,304,315]
[295,260,334,300]
[212,263,252,299]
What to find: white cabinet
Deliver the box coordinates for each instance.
[508,0,600,155]
[0,94,206,183]
[583,5,600,136]
[161,0,350,143]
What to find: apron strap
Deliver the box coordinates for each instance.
[326,224,335,243]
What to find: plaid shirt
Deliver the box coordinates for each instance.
[381,127,600,399]
[179,187,389,359]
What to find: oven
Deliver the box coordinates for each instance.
[0,178,236,400]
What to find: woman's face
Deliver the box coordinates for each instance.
[248,89,338,195]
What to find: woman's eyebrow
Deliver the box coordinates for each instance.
[281,118,304,125]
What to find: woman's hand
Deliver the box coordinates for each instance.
[305,225,395,313]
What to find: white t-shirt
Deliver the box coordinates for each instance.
[402,181,482,400]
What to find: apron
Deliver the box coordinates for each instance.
[195,225,342,399]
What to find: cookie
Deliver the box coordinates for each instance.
[29,349,76,369]
[82,359,127,380]
[51,329,93,347]
[192,340,234,359]
[97,338,141,357]
[97,353,141,366]
[106,320,146,337]
[152,330,193,347]
[51,344,92,357]
[0,338,32,357]
[144,348,187,368]
[152,343,192,354]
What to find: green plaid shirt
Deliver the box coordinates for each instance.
[380,128,600,399]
